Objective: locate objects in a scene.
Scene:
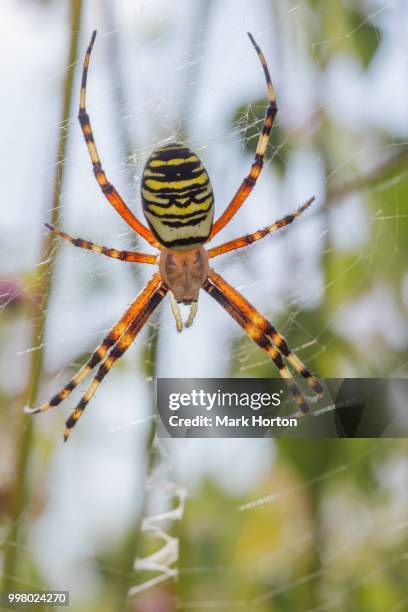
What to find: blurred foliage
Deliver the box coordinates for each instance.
[307,0,381,67]
[176,440,408,610]
[346,6,381,67]
[230,6,408,380]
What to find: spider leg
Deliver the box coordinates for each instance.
[45,224,157,264]
[63,281,168,441]
[208,269,323,397]
[209,33,277,240]
[25,273,163,415]
[208,197,315,259]
[78,31,160,249]
[203,276,308,413]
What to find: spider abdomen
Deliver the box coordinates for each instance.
[141,143,214,250]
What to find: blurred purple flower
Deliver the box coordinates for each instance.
[0,279,24,308]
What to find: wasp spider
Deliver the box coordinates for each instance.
[25,31,323,441]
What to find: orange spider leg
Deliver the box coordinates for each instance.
[63,281,168,441]
[46,224,157,264]
[78,31,160,249]
[203,276,310,414]
[208,269,323,397]
[25,273,163,416]
[209,33,277,240]
[208,197,315,259]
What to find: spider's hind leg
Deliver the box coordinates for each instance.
[209,33,277,239]
[77,31,159,248]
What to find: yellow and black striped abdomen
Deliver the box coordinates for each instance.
[141,143,214,250]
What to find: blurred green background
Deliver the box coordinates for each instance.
[0,1,407,610]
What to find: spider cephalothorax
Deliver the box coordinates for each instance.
[159,247,208,304]
[25,30,323,441]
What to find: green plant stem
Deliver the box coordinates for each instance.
[123,327,160,612]
[124,5,215,604]
[99,4,214,606]
[2,0,83,592]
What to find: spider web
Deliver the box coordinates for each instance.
[1,0,408,610]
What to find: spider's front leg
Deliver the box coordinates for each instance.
[25,274,167,441]
[204,269,323,414]
[63,280,167,441]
